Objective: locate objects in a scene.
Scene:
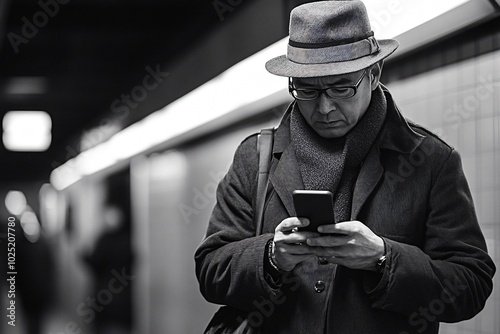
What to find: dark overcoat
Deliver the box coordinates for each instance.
[195,87,495,333]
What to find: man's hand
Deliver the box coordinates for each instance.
[306,220,384,271]
[273,217,320,271]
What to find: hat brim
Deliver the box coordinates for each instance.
[265,39,399,77]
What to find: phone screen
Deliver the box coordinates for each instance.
[292,190,334,232]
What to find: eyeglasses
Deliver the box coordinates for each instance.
[289,69,368,101]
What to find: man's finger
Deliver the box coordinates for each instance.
[278,231,321,243]
[308,246,348,258]
[317,221,361,234]
[306,234,348,247]
[277,243,316,255]
[276,217,310,232]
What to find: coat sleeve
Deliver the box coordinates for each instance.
[194,135,278,312]
[367,148,495,323]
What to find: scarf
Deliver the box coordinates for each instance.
[291,86,387,222]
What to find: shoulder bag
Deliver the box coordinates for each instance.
[204,128,275,334]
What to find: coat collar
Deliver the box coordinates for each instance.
[269,86,425,218]
[376,84,425,153]
[273,86,425,157]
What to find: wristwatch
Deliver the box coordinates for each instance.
[264,239,284,287]
[375,255,387,273]
[375,237,387,273]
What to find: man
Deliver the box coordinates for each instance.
[195,1,495,333]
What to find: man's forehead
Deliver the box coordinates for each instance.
[293,70,362,86]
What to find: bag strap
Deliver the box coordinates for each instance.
[254,128,275,236]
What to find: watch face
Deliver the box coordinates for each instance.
[376,255,387,273]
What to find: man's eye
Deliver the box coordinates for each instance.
[328,87,353,97]
[298,89,317,97]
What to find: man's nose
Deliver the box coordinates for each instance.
[317,92,337,115]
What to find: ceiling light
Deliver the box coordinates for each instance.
[20,208,41,243]
[4,77,48,95]
[2,110,52,151]
[5,190,27,215]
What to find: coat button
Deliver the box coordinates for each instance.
[314,280,325,293]
[318,257,329,265]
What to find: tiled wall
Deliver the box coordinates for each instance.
[386,48,500,334]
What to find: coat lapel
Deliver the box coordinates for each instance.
[269,102,303,216]
[351,146,383,220]
[270,142,304,216]
[351,87,425,220]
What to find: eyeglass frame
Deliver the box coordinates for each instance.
[288,69,369,101]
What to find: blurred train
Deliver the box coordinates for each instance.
[1,1,500,333]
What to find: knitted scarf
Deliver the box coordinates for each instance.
[291,86,387,222]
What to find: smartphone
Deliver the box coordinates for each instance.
[292,190,335,232]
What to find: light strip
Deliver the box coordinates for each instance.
[364,0,471,39]
[50,39,289,190]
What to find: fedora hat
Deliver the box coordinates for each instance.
[265,0,399,77]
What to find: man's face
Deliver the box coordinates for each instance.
[292,68,374,138]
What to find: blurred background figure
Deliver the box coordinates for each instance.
[17,208,56,334]
[82,203,133,334]
[1,190,56,334]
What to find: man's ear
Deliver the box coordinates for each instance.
[370,60,384,90]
